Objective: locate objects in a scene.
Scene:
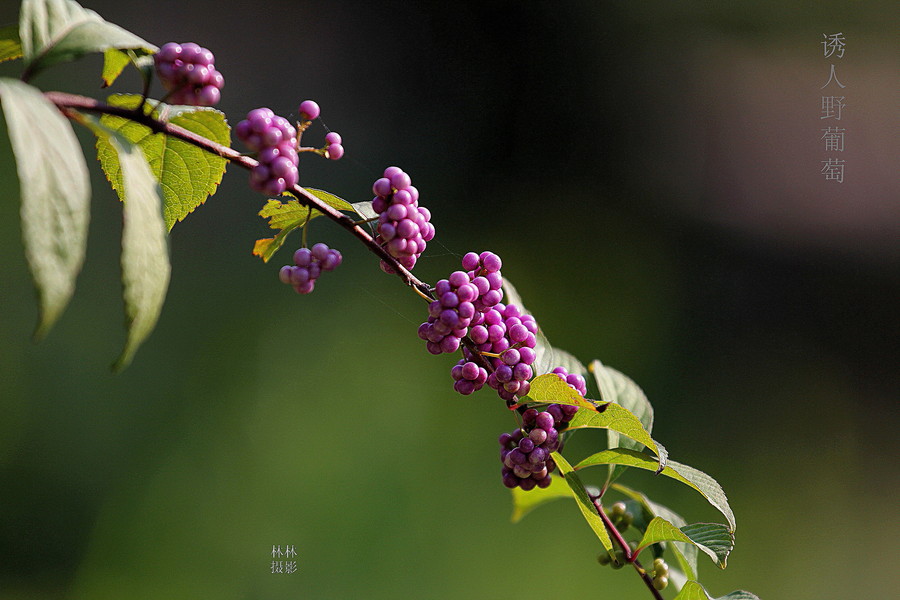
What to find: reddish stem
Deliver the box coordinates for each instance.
[593,498,664,600]
[43,91,433,300]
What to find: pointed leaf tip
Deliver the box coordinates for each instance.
[0,78,90,337]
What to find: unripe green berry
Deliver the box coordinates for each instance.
[597,552,612,566]
[615,511,634,532]
[653,557,669,578]
[610,501,627,518]
[653,575,669,590]
[611,550,627,569]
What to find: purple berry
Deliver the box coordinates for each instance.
[280,242,342,295]
[299,100,320,120]
[154,42,224,106]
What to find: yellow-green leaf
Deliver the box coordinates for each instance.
[636,517,733,568]
[577,448,735,532]
[0,24,23,62]
[674,581,761,600]
[553,452,613,555]
[95,94,230,230]
[524,372,605,413]
[566,399,668,471]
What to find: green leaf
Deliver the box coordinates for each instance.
[590,359,653,448]
[95,94,230,230]
[0,77,90,337]
[101,48,129,87]
[253,197,320,262]
[680,523,734,568]
[674,581,761,600]
[566,403,668,471]
[636,517,733,568]
[553,452,613,555]
[19,0,156,79]
[0,24,23,62]
[502,278,587,377]
[523,372,606,413]
[589,358,655,483]
[304,187,354,212]
[577,448,735,532]
[84,117,170,371]
[100,48,154,88]
[510,474,572,523]
[254,188,358,261]
[613,483,699,582]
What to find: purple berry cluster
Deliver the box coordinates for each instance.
[278,243,342,294]
[418,270,479,355]
[551,366,588,396]
[500,404,578,490]
[372,167,435,272]
[476,303,538,401]
[154,42,224,106]
[235,108,299,195]
[418,251,503,359]
[462,251,504,311]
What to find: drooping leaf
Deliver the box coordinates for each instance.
[552,452,613,555]
[577,448,735,532]
[566,403,668,471]
[84,117,170,371]
[101,48,130,87]
[100,48,154,88]
[502,278,587,377]
[589,358,655,483]
[510,474,572,523]
[0,24,23,62]
[95,94,230,230]
[253,188,358,261]
[19,0,156,79]
[253,197,320,262]
[305,187,354,212]
[636,517,733,568]
[613,482,699,582]
[679,523,734,568]
[0,78,90,337]
[522,372,605,413]
[674,581,761,600]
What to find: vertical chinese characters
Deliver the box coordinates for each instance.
[820,33,847,183]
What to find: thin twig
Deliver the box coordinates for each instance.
[43,91,433,300]
[593,498,664,600]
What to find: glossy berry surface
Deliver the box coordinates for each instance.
[154,42,224,106]
[235,108,299,195]
[279,243,342,295]
[298,100,320,121]
[499,404,578,490]
[372,166,435,273]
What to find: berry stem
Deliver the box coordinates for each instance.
[593,499,664,600]
[301,205,312,249]
[45,91,433,299]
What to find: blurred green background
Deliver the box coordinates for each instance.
[1,1,897,598]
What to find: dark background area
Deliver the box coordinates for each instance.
[1,1,897,598]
